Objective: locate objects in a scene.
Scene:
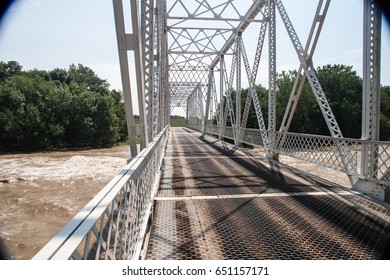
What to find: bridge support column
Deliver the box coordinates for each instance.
[235,33,243,146]
[268,0,278,160]
[130,0,149,150]
[353,0,389,202]
[113,0,138,157]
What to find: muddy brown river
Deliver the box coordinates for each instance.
[0,145,130,260]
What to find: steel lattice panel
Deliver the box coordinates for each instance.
[147,195,390,260]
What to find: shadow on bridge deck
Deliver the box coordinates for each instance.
[146,127,390,260]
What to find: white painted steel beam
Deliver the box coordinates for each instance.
[218,55,224,139]
[112,0,138,157]
[130,0,149,149]
[141,0,156,140]
[268,0,277,157]
[361,0,381,176]
[353,0,388,201]
[235,32,242,144]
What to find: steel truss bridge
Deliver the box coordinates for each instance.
[33,0,390,260]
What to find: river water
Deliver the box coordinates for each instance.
[0,145,130,260]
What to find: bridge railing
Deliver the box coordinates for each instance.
[206,125,390,187]
[33,126,169,260]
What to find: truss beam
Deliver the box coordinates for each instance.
[275,0,343,139]
[279,0,331,133]
[141,0,156,140]
[130,0,149,149]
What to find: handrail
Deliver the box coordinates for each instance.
[206,125,390,187]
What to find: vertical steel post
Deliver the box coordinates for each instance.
[236,33,242,145]
[130,0,149,150]
[156,0,168,130]
[211,70,219,126]
[203,69,213,135]
[225,41,238,144]
[361,0,381,176]
[156,0,163,133]
[164,41,170,128]
[141,0,155,140]
[219,55,225,139]
[199,85,205,133]
[112,0,138,157]
[353,0,386,201]
[268,0,277,157]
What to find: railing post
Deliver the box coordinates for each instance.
[268,0,277,159]
[200,85,205,133]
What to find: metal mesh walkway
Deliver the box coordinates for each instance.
[146,127,390,260]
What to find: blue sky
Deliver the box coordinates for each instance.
[0,0,389,93]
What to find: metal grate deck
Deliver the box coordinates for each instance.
[146,128,390,260]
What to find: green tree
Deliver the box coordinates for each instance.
[110,89,128,143]
[0,61,22,82]
[0,61,129,150]
[49,68,71,85]
[380,86,390,140]
[275,70,325,134]
[93,95,121,147]
[316,64,363,138]
[0,74,51,149]
[272,65,363,137]
[68,64,110,94]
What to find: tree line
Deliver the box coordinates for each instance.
[0,61,128,151]
[218,64,390,140]
[1,61,389,151]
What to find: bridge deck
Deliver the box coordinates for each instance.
[146,127,390,260]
